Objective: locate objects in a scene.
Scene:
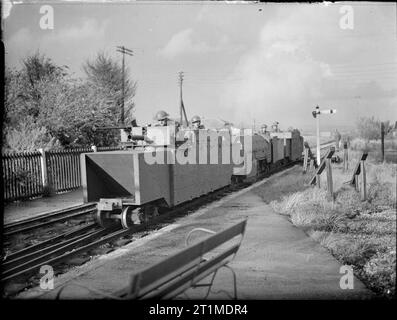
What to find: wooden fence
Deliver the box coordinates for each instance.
[3,151,43,201]
[2,146,122,202]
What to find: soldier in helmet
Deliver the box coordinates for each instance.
[272,121,279,132]
[191,115,204,129]
[260,124,267,134]
[154,110,170,127]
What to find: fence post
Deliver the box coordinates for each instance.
[39,148,50,193]
[309,159,314,172]
[343,141,348,172]
[355,173,360,192]
[303,147,309,173]
[360,159,367,201]
[381,122,385,162]
[326,158,334,201]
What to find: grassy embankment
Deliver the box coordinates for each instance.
[254,146,396,299]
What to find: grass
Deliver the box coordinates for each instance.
[349,137,397,163]
[260,151,396,298]
[350,137,397,152]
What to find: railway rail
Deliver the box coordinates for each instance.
[4,203,96,237]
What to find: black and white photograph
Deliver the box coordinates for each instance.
[1,0,396,307]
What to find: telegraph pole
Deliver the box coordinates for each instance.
[178,71,188,126]
[116,46,133,125]
[312,105,337,166]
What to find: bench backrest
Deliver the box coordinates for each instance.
[120,219,247,299]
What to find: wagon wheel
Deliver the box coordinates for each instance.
[96,210,119,228]
[138,204,159,224]
[120,206,138,229]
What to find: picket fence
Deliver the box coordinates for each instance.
[2,146,122,202]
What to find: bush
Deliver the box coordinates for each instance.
[350,138,397,153]
[336,240,379,266]
[368,181,396,209]
[4,166,41,200]
[356,116,381,141]
[3,121,53,153]
[363,251,396,297]
[334,186,366,216]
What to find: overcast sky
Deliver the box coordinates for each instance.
[3,1,397,132]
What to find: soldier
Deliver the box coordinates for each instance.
[153,110,170,127]
[272,121,279,132]
[260,124,267,134]
[191,115,205,129]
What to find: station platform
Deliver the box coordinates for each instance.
[18,167,374,300]
[3,189,84,225]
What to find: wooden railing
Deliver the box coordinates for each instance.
[2,151,43,202]
[46,148,91,193]
[2,146,122,202]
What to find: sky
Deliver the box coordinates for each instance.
[3,1,397,132]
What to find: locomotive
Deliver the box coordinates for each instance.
[81,120,303,229]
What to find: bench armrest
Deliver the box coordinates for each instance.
[185,228,216,247]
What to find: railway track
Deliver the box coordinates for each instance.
[2,182,240,285]
[2,225,114,283]
[4,203,96,237]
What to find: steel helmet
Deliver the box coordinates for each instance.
[154,110,169,121]
[191,115,201,123]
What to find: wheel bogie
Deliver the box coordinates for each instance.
[96,209,119,228]
[95,202,164,229]
[120,206,139,229]
[138,204,160,224]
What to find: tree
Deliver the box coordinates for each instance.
[2,119,56,153]
[356,116,382,141]
[83,52,137,124]
[3,51,137,151]
[36,78,122,147]
[19,51,68,118]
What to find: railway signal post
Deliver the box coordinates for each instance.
[312,106,337,185]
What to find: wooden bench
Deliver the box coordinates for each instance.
[56,219,247,300]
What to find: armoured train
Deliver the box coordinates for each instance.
[81,123,303,228]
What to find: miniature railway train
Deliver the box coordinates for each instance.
[81,124,304,228]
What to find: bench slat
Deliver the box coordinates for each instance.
[121,220,247,299]
[132,220,246,293]
[129,256,203,298]
[129,241,205,295]
[152,244,240,300]
[201,220,246,253]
